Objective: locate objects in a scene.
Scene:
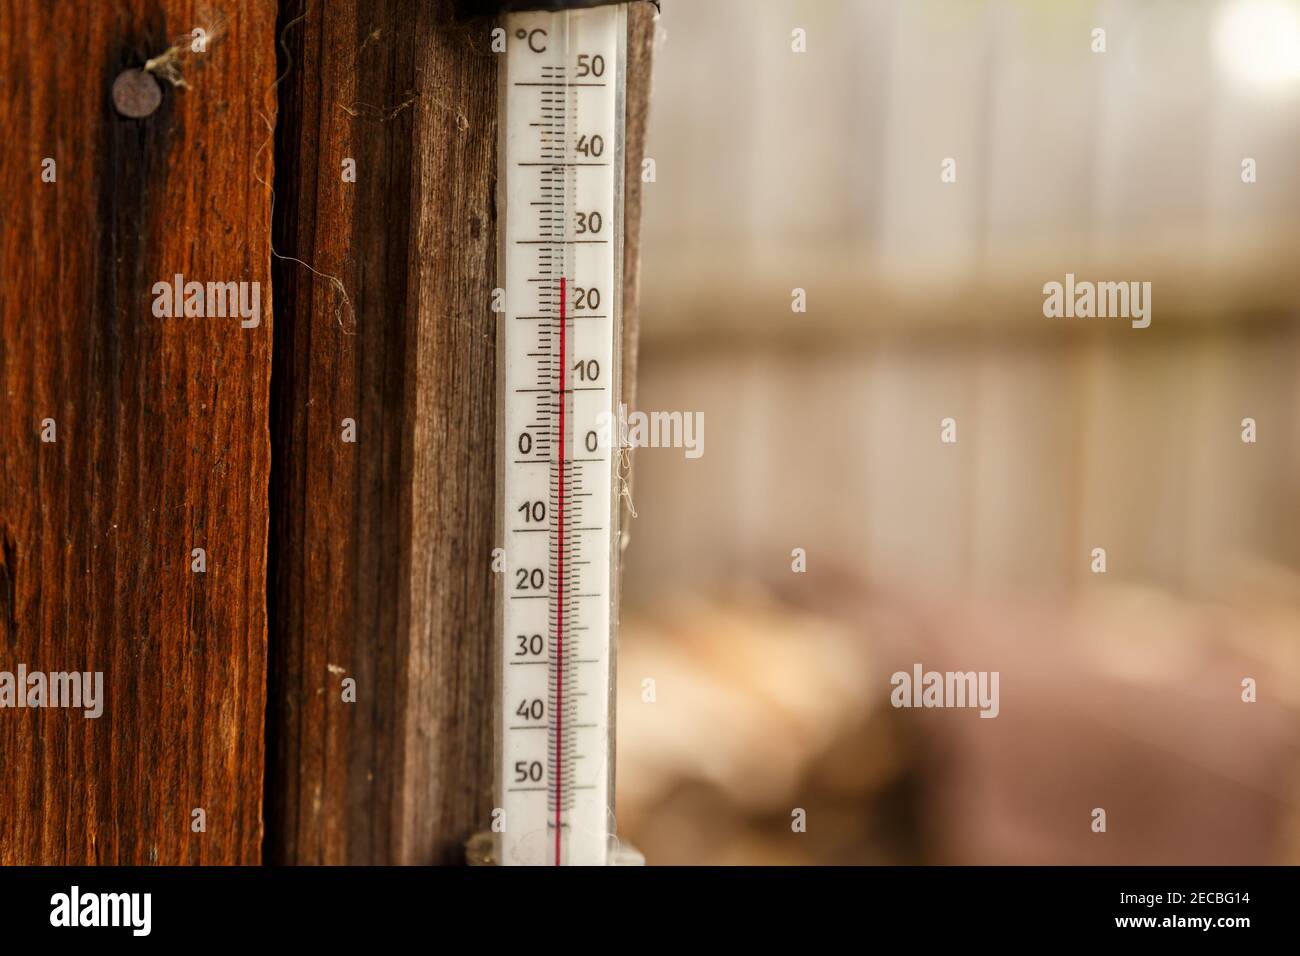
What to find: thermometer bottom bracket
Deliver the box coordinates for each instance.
[464,831,645,866]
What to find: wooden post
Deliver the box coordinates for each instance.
[266,0,656,864]
[0,1,277,864]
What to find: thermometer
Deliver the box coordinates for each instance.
[494,0,633,866]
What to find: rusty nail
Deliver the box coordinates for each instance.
[111,69,162,119]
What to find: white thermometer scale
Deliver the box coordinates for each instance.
[494,1,633,866]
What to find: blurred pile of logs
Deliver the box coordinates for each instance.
[616,567,1300,864]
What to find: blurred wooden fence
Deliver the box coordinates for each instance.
[625,0,1300,602]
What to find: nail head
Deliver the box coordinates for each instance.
[112,69,162,119]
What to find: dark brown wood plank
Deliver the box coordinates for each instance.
[267,0,498,866]
[0,0,276,864]
[266,0,656,864]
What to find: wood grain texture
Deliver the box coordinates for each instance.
[0,0,276,864]
[266,0,656,864]
[619,2,655,551]
[267,0,500,865]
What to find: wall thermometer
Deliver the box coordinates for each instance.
[494,1,633,866]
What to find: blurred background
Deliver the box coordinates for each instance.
[613,0,1300,864]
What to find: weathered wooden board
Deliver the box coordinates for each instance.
[0,0,277,864]
[619,1,655,546]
